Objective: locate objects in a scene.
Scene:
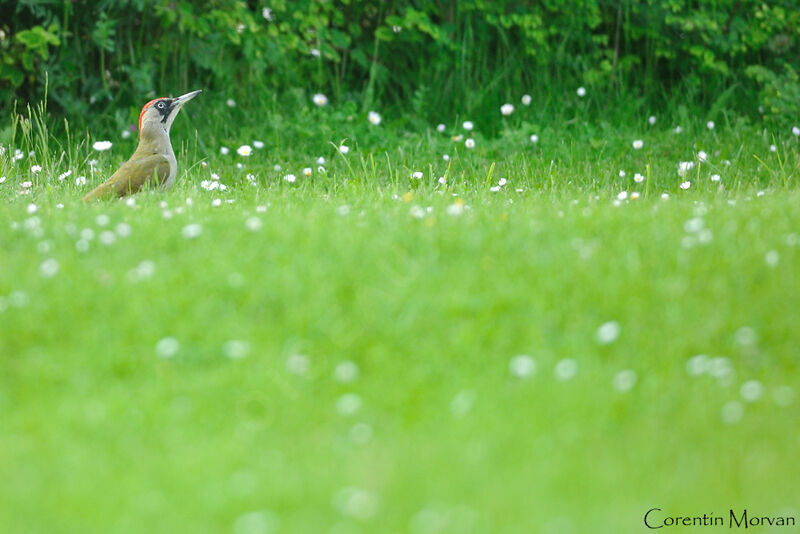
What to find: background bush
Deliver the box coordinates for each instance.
[1,0,798,131]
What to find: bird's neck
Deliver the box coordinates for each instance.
[137,125,173,156]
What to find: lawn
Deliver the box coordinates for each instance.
[1,111,799,533]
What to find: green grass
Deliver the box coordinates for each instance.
[1,106,799,533]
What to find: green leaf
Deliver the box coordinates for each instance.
[329,29,351,49]
[16,28,47,50]
[350,48,369,68]
[375,27,394,42]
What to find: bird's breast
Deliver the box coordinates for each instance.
[163,154,178,189]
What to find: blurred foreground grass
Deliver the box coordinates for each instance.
[1,177,798,532]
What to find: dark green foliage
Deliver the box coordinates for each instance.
[1,0,798,130]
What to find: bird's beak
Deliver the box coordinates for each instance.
[175,89,202,107]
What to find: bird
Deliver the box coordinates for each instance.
[82,89,201,202]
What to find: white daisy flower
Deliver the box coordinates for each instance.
[500,103,514,116]
[93,140,112,151]
[436,123,446,132]
[411,171,423,180]
[498,178,507,186]
[619,170,626,178]
[530,134,538,143]
[462,121,474,131]
[368,111,381,125]
[706,120,714,130]
[674,126,682,134]
[465,138,475,149]
[632,139,643,150]
[438,177,446,185]
[630,192,640,200]
[222,340,250,359]
[442,154,450,161]
[236,145,252,157]
[613,370,637,392]
[680,181,691,190]
[284,174,296,183]
[634,173,644,183]
[262,7,273,20]
[446,201,464,215]
[226,98,236,108]
[409,205,425,218]
[121,130,131,139]
[303,167,312,177]
[596,321,620,344]
[648,115,656,125]
[312,93,328,106]
[286,353,310,375]
[792,126,800,136]
[155,337,179,358]
[554,358,578,381]
[769,144,777,152]
[75,176,86,186]
[617,191,628,200]
[30,165,42,173]
[253,140,264,149]
[697,150,708,162]
[339,145,350,154]
[181,223,202,239]
[333,361,360,383]
[721,401,743,424]
[39,258,59,278]
[740,380,764,402]
[220,146,230,155]
[335,393,362,416]
[521,94,531,106]
[765,250,779,267]
[316,156,325,165]
[509,354,536,379]
[576,86,586,97]
[677,161,695,176]
[711,174,721,182]
[58,170,72,181]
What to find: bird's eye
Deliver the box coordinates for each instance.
[157,102,166,109]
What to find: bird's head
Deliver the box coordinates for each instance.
[138,89,202,138]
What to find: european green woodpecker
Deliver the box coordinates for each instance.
[82,90,201,202]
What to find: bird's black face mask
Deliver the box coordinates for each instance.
[154,99,176,123]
